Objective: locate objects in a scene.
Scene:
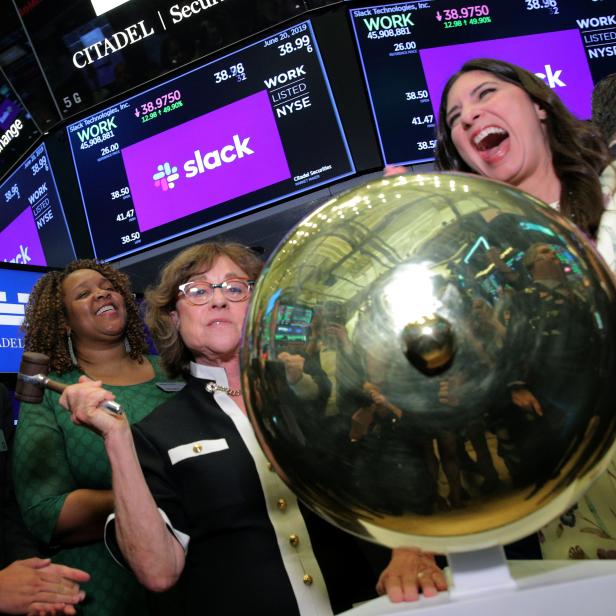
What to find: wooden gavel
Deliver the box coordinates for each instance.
[16,351,124,415]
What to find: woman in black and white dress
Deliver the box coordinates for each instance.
[59,242,445,615]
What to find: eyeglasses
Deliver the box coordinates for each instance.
[178,278,255,305]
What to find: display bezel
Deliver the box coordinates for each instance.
[65,18,355,263]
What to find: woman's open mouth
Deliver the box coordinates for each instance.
[473,126,509,163]
[95,304,117,316]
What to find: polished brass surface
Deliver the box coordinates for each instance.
[242,172,616,552]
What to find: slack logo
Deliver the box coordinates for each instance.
[534,64,566,89]
[3,245,31,264]
[153,162,180,191]
[184,134,254,178]
[152,134,255,190]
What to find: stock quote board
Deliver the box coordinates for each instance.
[66,19,354,261]
[0,143,75,267]
[349,0,616,166]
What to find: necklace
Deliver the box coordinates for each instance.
[205,381,241,397]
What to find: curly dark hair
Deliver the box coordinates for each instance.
[22,259,148,374]
[435,58,610,238]
[145,242,263,378]
[592,73,616,146]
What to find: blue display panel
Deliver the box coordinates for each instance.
[0,143,76,267]
[349,0,616,166]
[66,19,354,262]
[0,265,46,373]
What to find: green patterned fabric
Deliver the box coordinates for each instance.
[13,356,176,616]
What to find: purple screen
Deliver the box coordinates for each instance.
[0,143,75,268]
[0,205,46,266]
[420,29,594,120]
[121,90,291,233]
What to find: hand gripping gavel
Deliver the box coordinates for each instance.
[16,351,124,415]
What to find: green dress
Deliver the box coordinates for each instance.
[13,356,177,616]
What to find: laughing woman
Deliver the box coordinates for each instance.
[435,58,616,561]
[13,260,176,615]
[435,58,616,264]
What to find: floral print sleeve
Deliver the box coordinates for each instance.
[540,162,616,560]
[540,453,616,559]
[596,161,616,272]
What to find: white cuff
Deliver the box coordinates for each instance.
[103,508,190,571]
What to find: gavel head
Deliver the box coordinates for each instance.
[16,352,51,403]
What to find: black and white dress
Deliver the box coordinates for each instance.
[106,363,386,615]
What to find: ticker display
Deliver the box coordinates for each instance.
[349,0,616,166]
[0,143,75,267]
[275,304,314,344]
[66,20,354,261]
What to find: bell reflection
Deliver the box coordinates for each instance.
[242,172,616,553]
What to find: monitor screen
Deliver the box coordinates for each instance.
[15,0,340,120]
[0,142,76,267]
[0,4,61,134]
[275,304,314,344]
[0,265,46,373]
[66,19,354,262]
[349,0,616,166]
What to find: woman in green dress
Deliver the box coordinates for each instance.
[13,260,177,615]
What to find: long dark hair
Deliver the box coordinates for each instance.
[435,58,610,238]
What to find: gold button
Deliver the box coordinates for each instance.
[303,574,313,585]
[193,444,203,453]
[277,498,287,511]
[289,534,300,547]
[267,462,274,471]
